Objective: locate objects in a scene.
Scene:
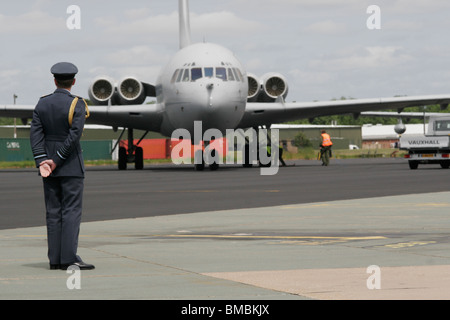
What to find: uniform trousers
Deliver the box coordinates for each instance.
[43,176,84,265]
[320,146,332,166]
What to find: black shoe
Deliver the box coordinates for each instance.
[50,264,61,270]
[61,261,95,270]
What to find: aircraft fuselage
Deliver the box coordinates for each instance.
[156,43,248,138]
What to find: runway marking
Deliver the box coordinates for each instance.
[274,239,349,246]
[146,234,390,247]
[10,233,387,246]
[10,234,438,249]
[381,241,436,249]
[415,203,450,207]
[149,234,386,241]
[154,189,280,193]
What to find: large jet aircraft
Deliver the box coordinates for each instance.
[2,0,450,170]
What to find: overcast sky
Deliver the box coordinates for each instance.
[1,0,450,105]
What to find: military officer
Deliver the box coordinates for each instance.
[30,62,94,270]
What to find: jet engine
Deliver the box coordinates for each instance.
[259,73,289,102]
[246,73,289,102]
[247,73,260,102]
[88,77,116,105]
[88,76,156,105]
[118,77,147,105]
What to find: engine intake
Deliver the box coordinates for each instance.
[260,73,289,102]
[88,76,155,105]
[246,73,289,102]
[118,77,146,105]
[88,77,116,105]
[247,73,260,102]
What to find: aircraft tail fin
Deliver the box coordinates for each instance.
[179,0,191,49]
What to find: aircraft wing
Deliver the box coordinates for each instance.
[0,104,35,123]
[0,103,165,132]
[359,111,448,119]
[3,94,450,132]
[238,94,450,128]
[85,104,164,132]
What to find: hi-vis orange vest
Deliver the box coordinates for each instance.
[321,133,333,147]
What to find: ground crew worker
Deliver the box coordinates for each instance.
[278,143,286,167]
[320,129,333,166]
[30,62,94,270]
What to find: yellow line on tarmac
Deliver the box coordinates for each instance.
[154,189,280,193]
[153,234,386,241]
[12,234,386,241]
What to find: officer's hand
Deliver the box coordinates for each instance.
[39,160,56,177]
[39,163,52,177]
[47,159,56,171]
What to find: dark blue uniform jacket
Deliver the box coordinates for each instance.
[30,88,87,177]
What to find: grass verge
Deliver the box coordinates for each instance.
[0,149,406,169]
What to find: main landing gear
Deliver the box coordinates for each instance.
[193,141,219,171]
[113,128,148,170]
[241,125,274,168]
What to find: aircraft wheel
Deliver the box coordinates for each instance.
[243,144,252,168]
[195,163,205,171]
[194,150,204,171]
[208,149,219,170]
[135,147,144,170]
[118,147,127,170]
[440,161,450,169]
[209,163,219,171]
[408,160,418,170]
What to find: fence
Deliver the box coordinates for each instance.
[0,139,113,162]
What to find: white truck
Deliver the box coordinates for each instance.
[399,116,450,169]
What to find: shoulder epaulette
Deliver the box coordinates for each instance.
[68,97,90,127]
[80,97,90,119]
[40,93,52,99]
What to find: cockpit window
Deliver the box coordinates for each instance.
[176,69,184,82]
[215,67,227,81]
[204,67,214,78]
[174,66,243,83]
[233,68,244,82]
[182,69,190,82]
[191,68,202,82]
[171,69,180,84]
[227,68,235,81]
